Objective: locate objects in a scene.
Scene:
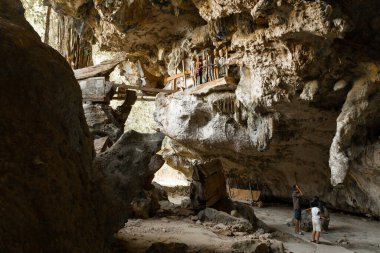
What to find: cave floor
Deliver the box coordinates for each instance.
[116,205,380,253]
[116,217,234,252]
[115,202,380,253]
[253,205,380,253]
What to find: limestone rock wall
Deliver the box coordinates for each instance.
[46,0,380,216]
[154,0,380,216]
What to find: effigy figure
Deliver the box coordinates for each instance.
[224,46,229,77]
[202,50,208,84]
[207,49,214,81]
[195,55,202,86]
[218,48,226,77]
[190,54,196,86]
[213,49,219,80]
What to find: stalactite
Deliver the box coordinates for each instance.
[44,5,51,44]
[56,14,93,69]
[214,94,244,116]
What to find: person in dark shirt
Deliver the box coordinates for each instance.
[292,185,304,235]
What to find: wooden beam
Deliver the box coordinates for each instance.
[136,97,156,102]
[74,54,127,80]
[83,96,108,102]
[112,96,126,100]
[135,92,156,97]
[190,77,237,95]
[112,95,156,102]
[164,70,192,83]
[124,85,175,94]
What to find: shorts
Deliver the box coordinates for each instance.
[312,218,321,232]
[294,209,301,220]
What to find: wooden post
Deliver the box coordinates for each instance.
[182,59,186,89]
[225,46,229,77]
[173,67,178,91]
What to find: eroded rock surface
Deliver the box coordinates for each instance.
[94,131,165,222]
[46,0,380,216]
[153,0,380,216]
[0,2,170,251]
[0,1,113,251]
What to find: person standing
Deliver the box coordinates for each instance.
[312,196,329,233]
[305,200,326,244]
[292,185,304,235]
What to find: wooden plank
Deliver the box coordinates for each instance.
[190,76,236,95]
[164,70,192,83]
[83,96,106,102]
[74,54,127,80]
[136,97,156,102]
[135,92,156,97]
[112,97,126,100]
[124,85,175,94]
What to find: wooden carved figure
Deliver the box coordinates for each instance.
[202,50,208,84]
[190,54,196,86]
[224,46,229,77]
[195,55,202,86]
[218,48,226,77]
[207,49,214,81]
[213,49,219,80]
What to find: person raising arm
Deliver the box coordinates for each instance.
[292,185,304,235]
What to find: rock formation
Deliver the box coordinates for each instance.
[154,0,380,216]
[0,1,113,251]
[44,0,380,216]
[0,1,167,252]
[94,130,165,221]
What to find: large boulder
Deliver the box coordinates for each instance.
[94,131,165,223]
[198,208,254,233]
[0,1,114,252]
[83,103,124,142]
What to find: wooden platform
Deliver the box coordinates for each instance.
[189,77,236,96]
[111,83,175,102]
[123,85,175,94]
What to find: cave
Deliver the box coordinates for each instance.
[1,0,380,252]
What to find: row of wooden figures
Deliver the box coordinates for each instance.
[190,48,229,86]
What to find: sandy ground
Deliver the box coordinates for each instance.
[253,205,380,253]
[117,218,232,252]
[116,199,380,253]
[116,215,318,253]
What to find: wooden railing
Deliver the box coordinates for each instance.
[164,70,192,90]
